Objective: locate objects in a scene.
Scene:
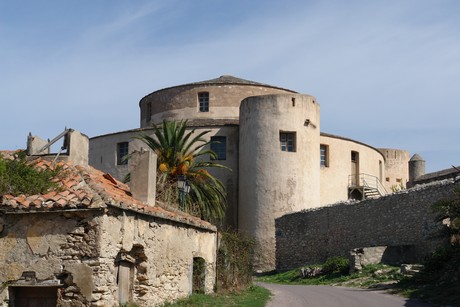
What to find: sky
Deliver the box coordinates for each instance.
[1,0,459,173]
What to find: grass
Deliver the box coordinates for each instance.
[161,285,271,307]
[256,263,402,288]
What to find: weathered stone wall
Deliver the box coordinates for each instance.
[98,208,217,306]
[0,208,217,306]
[275,180,459,271]
[0,210,103,306]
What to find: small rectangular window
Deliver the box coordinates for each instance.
[320,144,329,167]
[280,132,296,152]
[198,92,209,112]
[211,136,226,160]
[117,142,129,165]
[351,151,358,162]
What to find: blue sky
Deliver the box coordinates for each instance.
[1,0,459,173]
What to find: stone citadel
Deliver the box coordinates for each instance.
[89,75,426,271]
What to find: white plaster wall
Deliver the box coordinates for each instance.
[319,135,386,205]
[68,130,89,166]
[190,126,239,228]
[238,94,320,271]
[89,130,143,180]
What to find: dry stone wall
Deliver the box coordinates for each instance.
[0,210,103,306]
[275,179,459,271]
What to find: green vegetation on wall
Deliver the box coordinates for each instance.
[0,151,63,196]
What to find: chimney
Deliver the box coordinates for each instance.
[129,149,157,206]
[67,130,89,166]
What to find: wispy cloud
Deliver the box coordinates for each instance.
[1,0,459,172]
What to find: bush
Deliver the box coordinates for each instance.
[216,231,255,292]
[322,256,350,275]
[0,152,62,196]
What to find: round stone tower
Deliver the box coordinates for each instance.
[408,153,426,187]
[238,93,320,272]
[138,75,296,127]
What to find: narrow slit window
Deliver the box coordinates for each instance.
[146,102,152,120]
[320,144,329,167]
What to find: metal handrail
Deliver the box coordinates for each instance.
[349,173,387,195]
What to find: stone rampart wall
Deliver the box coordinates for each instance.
[275,180,459,271]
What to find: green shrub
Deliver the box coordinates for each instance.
[423,246,455,273]
[217,231,255,292]
[0,152,62,196]
[322,256,350,275]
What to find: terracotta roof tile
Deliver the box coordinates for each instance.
[42,191,58,199]
[0,151,216,231]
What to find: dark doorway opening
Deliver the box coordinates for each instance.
[9,286,58,307]
[192,257,206,293]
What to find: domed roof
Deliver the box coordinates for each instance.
[410,153,425,161]
[188,75,296,91]
[141,75,297,102]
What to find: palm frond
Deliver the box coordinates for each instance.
[135,119,230,221]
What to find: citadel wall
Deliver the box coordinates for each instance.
[275,180,458,271]
[319,134,386,205]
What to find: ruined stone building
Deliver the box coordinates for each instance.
[0,130,217,306]
[89,75,424,271]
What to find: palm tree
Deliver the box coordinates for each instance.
[135,120,228,221]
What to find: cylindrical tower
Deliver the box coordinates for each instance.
[408,153,426,187]
[139,75,296,127]
[238,93,320,272]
